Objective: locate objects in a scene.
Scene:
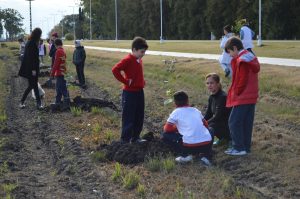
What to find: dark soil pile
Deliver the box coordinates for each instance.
[72,96,118,111]
[103,133,173,164]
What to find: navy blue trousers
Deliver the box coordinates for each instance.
[121,89,144,142]
[55,76,70,104]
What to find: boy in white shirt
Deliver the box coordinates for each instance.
[162,91,213,166]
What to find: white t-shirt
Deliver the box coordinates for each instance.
[167,107,212,144]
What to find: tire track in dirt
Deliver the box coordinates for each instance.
[2,60,111,198]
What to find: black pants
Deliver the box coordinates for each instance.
[121,89,144,142]
[75,63,85,85]
[21,76,41,105]
[161,132,213,159]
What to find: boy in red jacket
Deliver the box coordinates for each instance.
[224,37,260,156]
[112,37,148,143]
[51,39,70,106]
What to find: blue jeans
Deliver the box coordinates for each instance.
[161,132,213,159]
[55,76,70,104]
[229,104,255,152]
[121,89,144,142]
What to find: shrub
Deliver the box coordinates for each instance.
[122,171,140,190]
[65,33,74,40]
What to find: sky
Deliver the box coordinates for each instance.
[1,0,81,38]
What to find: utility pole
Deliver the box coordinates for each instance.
[160,0,163,43]
[115,0,118,41]
[25,0,34,33]
[90,0,92,40]
[69,6,76,40]
[257,0,262,46]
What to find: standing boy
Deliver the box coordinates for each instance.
[72,40,86,88]
[50,39,70,107]
[240,19,255,55]
[161,91,213,166]
[224,37,260,156]
[112,37,148,143]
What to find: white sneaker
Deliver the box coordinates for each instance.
[175,155,193,163]
[19,103,25,109]
[224,148,247,156]
[200,157,212,167]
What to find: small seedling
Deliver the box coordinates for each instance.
[145,156,161,172]
[90,151,106,162]
[0,161,9,176]
[122,171,140,190]
[92,123,102,135]
[104,131,115,143]
[91,107,102,114]
[2,183,17,199]
[162,157,175,173]
[70,107,82,117]
[111,162,122,182]
[137,183,145,197]
[0,111,7,123]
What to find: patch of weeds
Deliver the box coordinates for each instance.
[175,181,184,199]
[0,161,9,176]
[111,162,122,182]
[0,137,8,150]
[1,183,17,199]
[122,171,140,190]
[67,84,78,91]
[0,111,7,123]
[90,151,106,162]
[162,157,175,173]
[57,138,65,148]
[104,130,116,143]
[70,107,82,117]
[92,123,102,135]
[136,183,145,197]
[145,156,161,172]
[91,107,102,114]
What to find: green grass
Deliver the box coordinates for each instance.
[91,106,102,114]
[92,123,102,135]
[1,183,17,199]
[122,171,140,190]
[70,107,82,117]
[90,151,106,162]
[136,183,146,197]
[64,40,300,59]
[111,162,122,182]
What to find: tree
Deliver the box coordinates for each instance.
[2,8,24,40]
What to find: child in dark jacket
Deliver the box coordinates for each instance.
[73,40,86,88]
[112,37,148,143]
[204,73,231,145]
[224,37,260,156]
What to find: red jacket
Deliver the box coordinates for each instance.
[112,54,145,91]
[226,50,260,107]
[51,47,67,77]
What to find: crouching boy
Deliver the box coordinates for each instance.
[161,91,213,166]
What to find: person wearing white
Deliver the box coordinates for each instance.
[39,39,46,66]
[162,91,213,166]
[219,25,234,78]
[240,19,255,54]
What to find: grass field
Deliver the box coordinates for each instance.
[64,40,300,59]
[62,45,300,198]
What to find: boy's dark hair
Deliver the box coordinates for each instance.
[223,25,232,33]
[54,38,63,46]
[225,37,244,53]
[173,91,189,106]
[132,36,148,51]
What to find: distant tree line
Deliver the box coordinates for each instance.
[52,0,300,40]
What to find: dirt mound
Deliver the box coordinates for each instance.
[103,135,173,164]
[72,96,118,111]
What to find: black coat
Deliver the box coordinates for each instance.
[49,43,57,66]
[18,40,40,79]
[204,89,231,139]
[73,46,86,65]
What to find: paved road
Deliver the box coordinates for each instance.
[66,45,300,67]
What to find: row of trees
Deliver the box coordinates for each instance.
[0,8,24,40]
[50,0,300,40]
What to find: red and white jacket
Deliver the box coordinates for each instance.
[226,50,260,107]
[51,47,67,77]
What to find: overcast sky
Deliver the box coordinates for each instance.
[1,0,81,38]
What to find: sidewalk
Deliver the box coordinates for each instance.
[66,45,300,67]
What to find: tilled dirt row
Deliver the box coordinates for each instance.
[1,60,111,198]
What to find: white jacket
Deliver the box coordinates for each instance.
[240,26,254,49]
[219,33,234,64]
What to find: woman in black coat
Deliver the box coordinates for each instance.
[18,28,43,109]
[204,73,231,144]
